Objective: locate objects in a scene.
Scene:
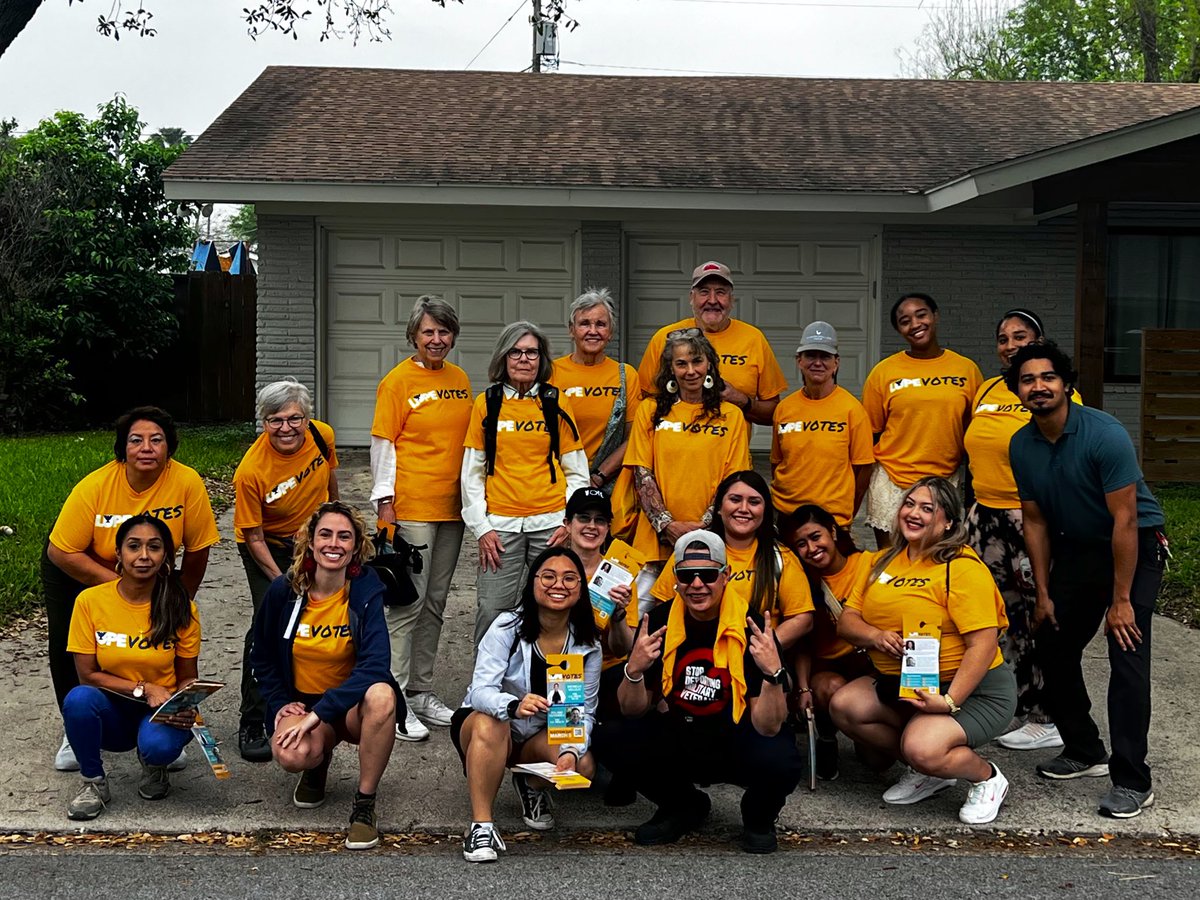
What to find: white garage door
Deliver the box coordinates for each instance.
[323,225,578,445]
[626,232,879,449]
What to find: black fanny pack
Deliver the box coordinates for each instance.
[366,530,426,608]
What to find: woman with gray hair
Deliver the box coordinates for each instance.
[552,288,640,540]
[369,295,473,742]
[233,378,339,761]
[461,320,589,646]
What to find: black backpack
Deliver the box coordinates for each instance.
[482,383,579,484]
[367,530,426,608]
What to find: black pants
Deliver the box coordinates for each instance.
[43,541,88,712]
[592,712,803,832]
[1036,528,1165,793]
[238,541,294,730]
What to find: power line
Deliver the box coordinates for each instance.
[465,0,528,70]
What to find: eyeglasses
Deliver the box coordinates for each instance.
[666,327,703,340]
[506,347,541,361]
[537,570,581,589]
[264,414,306,430]
[572,514,610,526]
[675,566,724,585]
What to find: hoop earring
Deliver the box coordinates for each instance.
[666,379,678,394]
[348,562,363,578]
[114,560,123,575]
[702,374,714,389]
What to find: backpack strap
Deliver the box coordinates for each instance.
[307,421,330,463]
[539,384,579,484]
[482,383,504,476]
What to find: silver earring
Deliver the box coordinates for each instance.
[703,374,714,389]
[666,379,678,394]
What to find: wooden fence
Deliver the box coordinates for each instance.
[1141,328,1200,483]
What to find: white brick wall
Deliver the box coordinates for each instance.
[256,215,317,396]
[1104,384,1142,448]
[880,224,1077,374]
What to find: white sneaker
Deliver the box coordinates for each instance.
[407,691,455,727]
[55,734,80,772]
[996,722,1064,751]
[462,822,506,863]
[395,706,430,742]
[882,766,957,805]
[959,764,1009,824]
[167,748,188,772]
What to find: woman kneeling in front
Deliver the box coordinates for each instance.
[831,476,1016,825]
[63,514,201,820]
[452,547,601,863]
[251,501,398,850]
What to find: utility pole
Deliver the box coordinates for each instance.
[530,0,560,72]
[531,0,541,73]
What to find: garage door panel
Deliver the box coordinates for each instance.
[456,238,508,271]
[517,239,572,273]
[457,290,514,327]
[814,294,869,331]
[327,338,391,382]
[330,235,388,270]
[323,387,377,445]
[752,244,804,275]
[396,237,448,270]
[813,242,871,277]
[750,292,810,328]
[695,242,742,270]
[328,288,388,326]
[629,240,686,275]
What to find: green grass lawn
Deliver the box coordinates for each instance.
[0,423,254,622]
[1157,483,1200,628]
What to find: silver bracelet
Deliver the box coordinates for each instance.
[623,664,645,684]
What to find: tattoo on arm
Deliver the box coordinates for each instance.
[634,466,671,530]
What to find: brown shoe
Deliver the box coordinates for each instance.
[345,793,379,850]
[293,753,331,809]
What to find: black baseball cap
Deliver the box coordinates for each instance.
[566,487,613,520]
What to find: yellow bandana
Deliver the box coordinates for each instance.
[660,592,751,724]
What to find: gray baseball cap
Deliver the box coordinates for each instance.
[673,529,727,567]
[795,320,839,355]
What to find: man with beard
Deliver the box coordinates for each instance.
[1006,342,1167,820]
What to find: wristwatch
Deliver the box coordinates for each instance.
[506,699,520,719]
[763,667,787,686]
[132,681,146,700]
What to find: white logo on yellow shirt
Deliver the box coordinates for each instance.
[889,375,969,394]
[94,505,185,528]
[95,631,173,650]
[496,420,548,433]
[563,386,620,399]
[266,477,298,504]
[777,420,847,434]
[655,421,730,437]
[408,388,470,409]
[296,623,352,639]
[975,403,1000,414]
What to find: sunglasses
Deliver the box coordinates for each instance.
[675,566,724,585]
[572,513,610,526]
[666,327,703,340]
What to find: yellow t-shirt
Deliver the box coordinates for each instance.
[651,539,815,620]
[965,376,1084,510]
[292,587,355,696]
[861,350,984,486]
[66,580,200,690]
[637,317,789,404]
[809,550,871,661]
[233,420,338,543]
[50,460,220,566]
[463,389,584,518]
[624,398,751,562]
[771,386,875,525]
[846,548,1007,679]
[371,358,473,522]
[589,539,645,670]
[551,355,638,462]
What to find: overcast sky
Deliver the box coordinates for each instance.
[1,0,941,136]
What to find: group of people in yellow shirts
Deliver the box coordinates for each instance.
[42,260,1086,856]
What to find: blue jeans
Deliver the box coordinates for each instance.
[63,685,193,779]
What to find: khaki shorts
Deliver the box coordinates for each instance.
[864,464,961,533]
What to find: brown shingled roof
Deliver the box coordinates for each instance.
[166,67,1200,194]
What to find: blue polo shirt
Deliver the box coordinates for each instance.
[1009,403,1164,540]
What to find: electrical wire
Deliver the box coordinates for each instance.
[465,0,528,70]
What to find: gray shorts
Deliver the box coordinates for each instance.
[955,664,1018,749]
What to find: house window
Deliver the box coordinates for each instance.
[1106,231,1200,382]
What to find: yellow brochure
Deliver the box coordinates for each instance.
[545,653,586,745]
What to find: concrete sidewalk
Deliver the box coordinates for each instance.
[2,451,1197,839]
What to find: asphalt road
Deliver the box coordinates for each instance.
[1,846,1195,899]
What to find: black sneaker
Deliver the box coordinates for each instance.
[293,754,331,809]
[238,723,273,763]
[511,773,555,831]
[1036,754,1110,780]
[815,737,839,781]
[739,828,779,854]
[633,792,710,846]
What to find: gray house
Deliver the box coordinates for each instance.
[164,67,1200,447]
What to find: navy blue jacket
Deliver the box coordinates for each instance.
[250,567,398,725]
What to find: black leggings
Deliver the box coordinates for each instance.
[42,541,88,712]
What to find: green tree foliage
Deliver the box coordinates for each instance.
[149,127,192,148]
[900,0,1200,82]
[0,98,191,431]
[227,205,258,247]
